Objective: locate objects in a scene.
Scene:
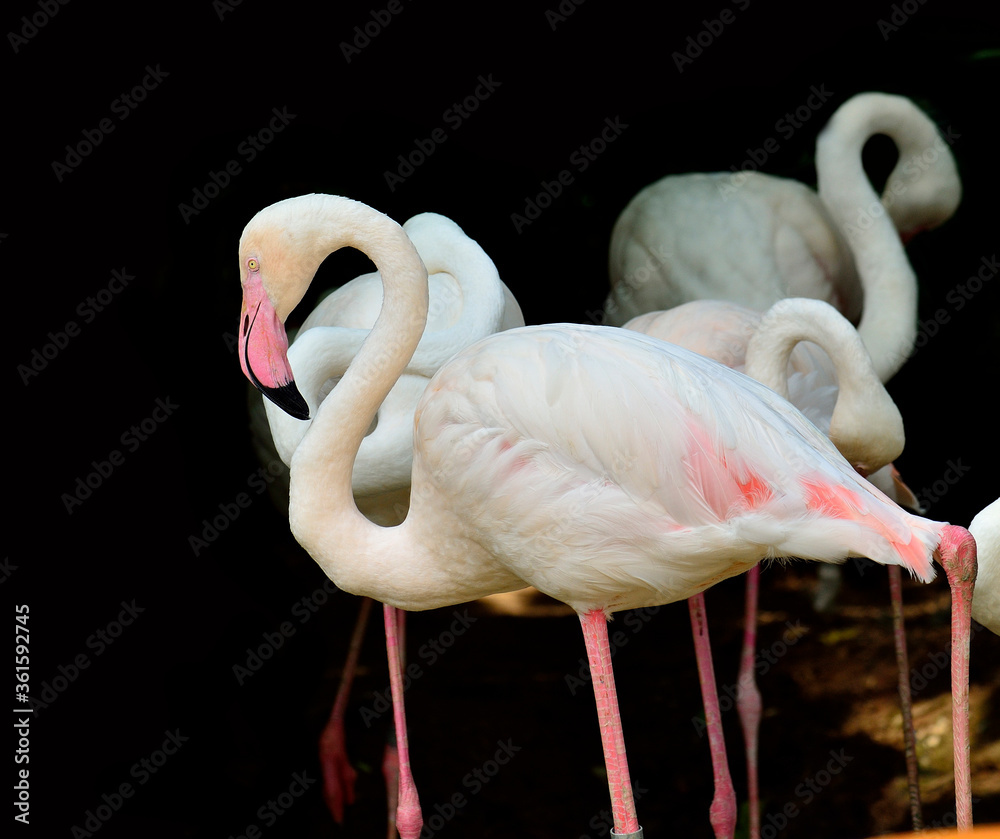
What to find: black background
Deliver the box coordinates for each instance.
[9,2,999,838]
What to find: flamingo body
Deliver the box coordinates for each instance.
[608,171,861,324]
[298,321,941,615]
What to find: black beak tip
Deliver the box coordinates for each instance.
[263,382,311,421]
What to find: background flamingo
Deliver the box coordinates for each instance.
[237,193,978,839]
[606,92,961,384]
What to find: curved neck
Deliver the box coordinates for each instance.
[401,213,508,375]
[286,198,428,575]
[264,326,371,465]
[816,97,921,383]
[745,298,904,473]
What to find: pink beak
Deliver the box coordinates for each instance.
[239,273,310,420]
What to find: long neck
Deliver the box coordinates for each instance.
[401,213,509,375]
[816,96,921,383]
[745,298,904,474]
[264,326,370,465]
[287,198,428,583]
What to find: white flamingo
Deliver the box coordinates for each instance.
[249,209,523,831]
[236,193,977,839]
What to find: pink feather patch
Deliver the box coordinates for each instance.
[801,477,934,578]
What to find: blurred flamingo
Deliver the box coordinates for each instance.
[607,92,961,384]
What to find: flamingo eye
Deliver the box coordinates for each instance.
[247,258,259,272]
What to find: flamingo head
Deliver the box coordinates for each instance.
[237,196,334,421]
[828,385,904,480]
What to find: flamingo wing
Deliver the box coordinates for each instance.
[412,325,939,613]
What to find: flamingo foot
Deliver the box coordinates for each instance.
[394,774,422,839]
[936,524,977,831]
[319,715,358,823]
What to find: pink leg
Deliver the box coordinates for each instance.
[936,525,977,831]
[384,603,422,839]
[319,596,373,822]
[689,593,737,839]
[888,565,923,830]
[383,607,405,839]
[737,567,762,839]
[579,610,642,837]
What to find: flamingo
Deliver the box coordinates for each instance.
[970,499,999,635]
[606,92,961,383]
[626,297,921,837]
[236,193,977,839]
[251,209,524,829]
